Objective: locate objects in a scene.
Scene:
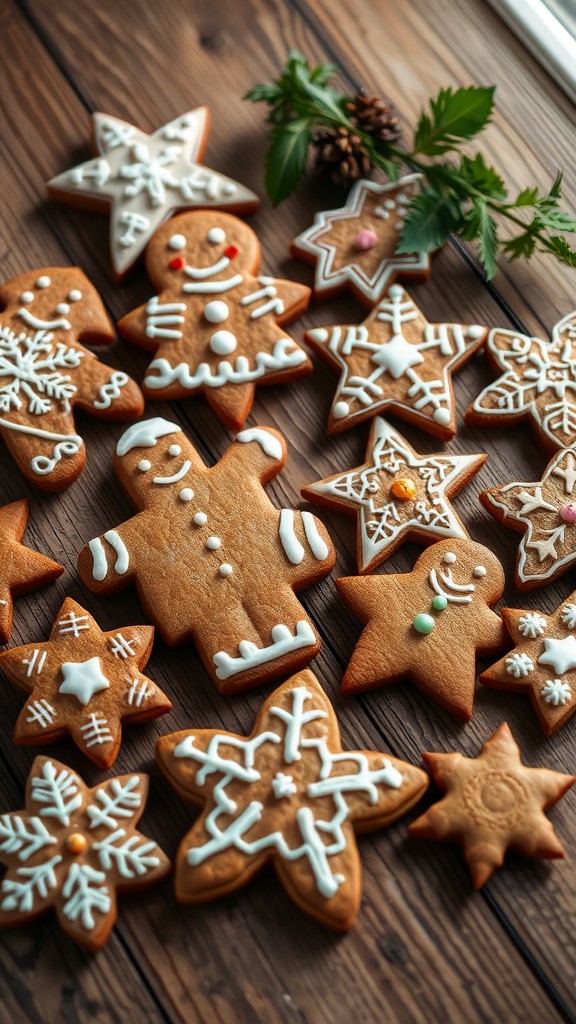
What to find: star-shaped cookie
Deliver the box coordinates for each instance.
[0,756,170,950]
[337,539,506,720]
[47,109,259,279]
[0,499,63,643]
[302,417,486,573]
[480,445,576,590]
[117,211,311,430]
[466,309,576,452]
[156,669,428,930]
[409,723,575,887]
[0,598,171,768]
[305,283,487,439]
[290,176,430,306]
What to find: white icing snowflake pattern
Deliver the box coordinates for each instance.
[517,612,547,638]
[561,603,576,629]
[540,679,572,706]
[0,326,82,416]
[505,652,534,678]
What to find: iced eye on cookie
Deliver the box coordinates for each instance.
[168,445,181,457]
[207,227,226,244]
[168,234,187,251]
[138,459,152,473]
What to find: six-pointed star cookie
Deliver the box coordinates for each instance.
[0,756,170,950]
[156,669,428,930]
[480,444,576,590]
[409,723,575,887]
[337,539,506,720]
[302,418,486,573]
[305,283,487,439]
[466,309,576,452]
[0,499,63,643]
[480,594,576,735]
[291,176,430,305]
[47,109,259,279]
[118,211,311,430]
[0,267,144,490]
[0,597,171,768]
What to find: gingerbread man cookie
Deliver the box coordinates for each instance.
[303,418,486,573]
[409,723,575,888]
[0,597,171,768]
[0,268,144,490]
[77,418,335,693]
[47,109,259,279]
[156,669,428,930]
[291,176,430,306]
[0,499,63,643]
[0,756,170,950]
[305,284,487,439]
[337,539,506,721]
[466,309,576,452]
[118,211,312,430]
[480,445,576,590]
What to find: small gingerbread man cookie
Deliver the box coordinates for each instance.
[337,539,506,721]
[77,417,335,693]
[0,499,63,643]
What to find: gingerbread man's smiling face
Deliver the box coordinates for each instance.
[145,211,260,291]
[114,417,204,506]
[0,268,111,340]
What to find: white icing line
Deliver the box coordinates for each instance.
[89,537,107,581]
[17,309,71,331]
[152,459,191,485]
[301,511,329,561]
[279,510,304,565]
[103,530,129,575]
[213,621,316,679]
[236,428,283,461]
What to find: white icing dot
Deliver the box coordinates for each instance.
[36,276,51,289]
[219,563,233,576]
[223,183,237,195]
[19,291,34,304]
[396,193,409,204]
[307,327,329,343]
[333,401,350,419]
[383,199,395,210]
[388,284,404,299]
[206,536,221,550]
[443,551,457,564]
[395,219,404,230]
[68,289,82,302]
[204,300,229,324]
[56,303,70,315]
[467,326,485,339]
[179,487,194,502]
[207,227,226,244]
[193,512,207,525]
[473,565,487,577]
[138,459,151,472]
[169,233,186,251]
[433,408,451,426]
[209,330,237,355]
[168,444,182,457]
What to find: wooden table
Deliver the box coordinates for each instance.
[1,1,575,1020]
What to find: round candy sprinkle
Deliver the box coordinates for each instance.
[391,478,417,501]
[413,613,435,635]
[559,503,576,523]
[432,595,448,611]
[354,229,378,251]
[66,833,87,855]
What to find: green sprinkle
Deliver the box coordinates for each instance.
[432,595,448,611]
[413,613,435,635]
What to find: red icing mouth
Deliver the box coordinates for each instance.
[169,256,186,270]
[225,245,238,259]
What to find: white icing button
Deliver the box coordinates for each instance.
[35,276,51,289]
[193,512,207,525]
[20,291,34,304]
[138,459,151,472]
[388,284,404,299]
[333,401,350,419]
[207,227,226,244]
[209,330,237,355]
[168,444,182,456]
[219,563,233,576]
[68,289,82,302]
[396,193,409,203]
[383,199,395,209]
[56,303,70,315]
[169,233,186,251]
[467,326,485,339]
[179,487,194,502]
[433,408,451,426]
[473,565,487,577]
[204,300,229,324]
[307,327,329,343]
[443,551,457,564]
[206,536,221,550]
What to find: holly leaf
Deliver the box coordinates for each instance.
[459,153,507,200]
[543,235,576,267]
[413,85,495,156]
[502,232,537,261]
[474,200,499,278]
[244,83,283,104]
[264,121,311,207]
[397,188,461,253]
[512,186,540,207]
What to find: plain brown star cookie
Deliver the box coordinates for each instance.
[0,499,63,643]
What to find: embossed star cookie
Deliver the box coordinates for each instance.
[0,597,171,768]
[47,109,259,279]
[0,756,170,950]
[480,445,576,590]
[409,723,574,887]
[305,284,487,439]
[290,176,430,306]
[77,418,335,693]
[0,268,144,490]
[466,309,576,452]
[337,539,506,721]
[0,499,63,643]
[117,211,311,429]
[156,669,428,930]
[302,418,486,573]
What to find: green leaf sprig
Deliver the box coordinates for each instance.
[245,51,576,279]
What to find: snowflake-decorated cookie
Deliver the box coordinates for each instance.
[291,176,430,306]
[480,445,576,590]
[0,268,144,490]
[0,597,171,767]
[337,539,506,721]
[47,109,259,279]
[409,723,574,887]
[302,417,486,573]
[305,284,487,439]
[77,417,335,693]
[156,669,428,930]
[0,500,63,643]
[0,756,170,950]
[117,211,311,430]
[466,309,576,452]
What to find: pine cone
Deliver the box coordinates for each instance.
[312,126,372,188]
[346,92,402,145]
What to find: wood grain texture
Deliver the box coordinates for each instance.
[0,0,573,1019]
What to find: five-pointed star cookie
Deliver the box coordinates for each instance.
[0,597,171,768]
[466,309,576,452]
[47,109,259,279]
[302,417,486,573]
[337,539,506,721]
[290,176,430,306]
[156,669,428,930]
[117,211,311,430]
[305,283,487,439]
[0,267,144,490]
[409,723,575,887]
[0,756,170,950]
[0,499,63,643]
[480,445,576,590]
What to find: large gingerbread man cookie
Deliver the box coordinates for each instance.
[117,211,312,430]
[0,268,144,490]
[77,418,335,693]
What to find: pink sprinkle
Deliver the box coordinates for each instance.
[560,503,576,523]
[354,229,378,251]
